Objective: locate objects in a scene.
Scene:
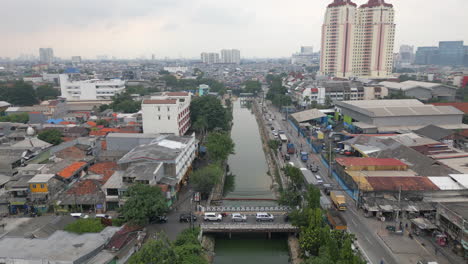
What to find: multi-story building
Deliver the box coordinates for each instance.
[319,0,395,78]
[320,0,357,77]
[415,41,468,66]
[71,56,82,65]
[59,74,126,101]
[220,49,241,64]
[39,48,54,65]
[397,45,414,66]
[141,92,191,136]
[201,52,220,64]
[291,46,315,66]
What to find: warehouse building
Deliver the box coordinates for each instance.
[335,99,467,133]
[379,81,457,101]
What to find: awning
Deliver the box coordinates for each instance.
[411,217,437,230]
[379,204,393,212]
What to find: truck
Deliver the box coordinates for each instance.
[300,151,308,162]
[287,143,295,154]
[326,209,347,230]
[279,134,288,142]
[330,191,347,211]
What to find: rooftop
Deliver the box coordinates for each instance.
[0,227,119,262]
[57,162,88,179]
[366,177,439,192]
[336,157,408,167]
[142,99,177,105]
[290,109,326,123]
[28,174,55,183]
[431,102,468,114]
[379,80,450,91]
[88,162,118,183]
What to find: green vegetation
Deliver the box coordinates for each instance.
[118,184,169,225]
[36,84,60,100]
[191,164,223,197]
[206,132,235,162]
[38,129,63,145]
[242,80,262,95]
[0,113,29,123]
[278,165,306,207]
[109,93,141,113]
[96,119,110,127]
[0,81,38,106]
[128,228,207,264]
[288,183,364,264]
[64,218,105,234]
[268,139,281,153]
[384,89,413,100]
[125,85,160,96]
[456,85,468,102]
[190,96,232,132]
[266,74,292,108]
[159,72,226,95]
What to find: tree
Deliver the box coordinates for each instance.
[278,186,302,207]
[128,234,177,264]
[118,184,169,225]
[206,132,235,162]
[190,96,232,131]
[0,113,29,123]
[64,218,104,234]
[36,84,60,100]
[38,129,63,145]
[109,92,141,113]
[325,96,332,107]
[96,119,110,127]
[0,81,38,106]
[304,96,311,108]
[192,117,208,139]
[243,80,262,95]
[191,164,223,197]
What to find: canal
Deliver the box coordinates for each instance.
[213,100,289,264]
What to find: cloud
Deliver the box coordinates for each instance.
[0,0,467,58]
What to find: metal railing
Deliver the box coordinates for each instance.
[201,223,298,232]
[203,206,291,213]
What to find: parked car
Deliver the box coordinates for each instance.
[231,213,247,222]
[204,212,223,222]
[70,213,89,219]
[95,214,112,219]
[179,213,197,223]
[150,215,168,223]
[256,212,274,222]
[285,154,290,161]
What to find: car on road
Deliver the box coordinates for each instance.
[315,174,323,184]
[204,212,223,222]
[95,214,112,219]
[231,213,247,222]
[272,131,278,137]
[270,126,275,130]
[309,164,319,172]
[256,212,274,222]
[179,213,197,223]
[150,215,168,223]
[284,154,290,161]
[278,130,285,134]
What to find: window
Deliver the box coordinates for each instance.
[158,107,160,111]
[40,184,45,188]
[167,107,170,111]
[32,184,36,188]
[158,116,161,120]
[168,115,171,120]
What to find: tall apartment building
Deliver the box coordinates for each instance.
[319,0,395,78]
[141,92,191,136]
[201,52,220,64]
[59,74,125,101]
[220,49,241,64]
[39,48,54,65]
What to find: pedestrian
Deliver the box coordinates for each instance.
[434,246,438,255]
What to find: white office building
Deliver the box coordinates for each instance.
[201,52,220,64]
[142,92,191,136]
[59,74,126,101]
[221,49,241,64]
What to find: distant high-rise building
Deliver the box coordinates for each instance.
[398,45,414,64]
[300,46,314,54]
[39,48,54,65]
[220,49,241,64]
[201,52,220,64]
[415,47,439,65]
[151,54,155,60]
[319,0,396,78]
[439,41,465,66]
[71,56,82,65]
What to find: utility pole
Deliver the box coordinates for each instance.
[328,139,332,179]
[396,185,401,225]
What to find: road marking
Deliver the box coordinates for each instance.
[363,234,372,244]
[351,218,357,226]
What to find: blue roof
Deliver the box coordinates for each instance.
[46,118,64,124]
[64,68,80,74]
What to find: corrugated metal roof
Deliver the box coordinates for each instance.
[428,176,465,190]
[449,174,468,189]
[336,157,407,167]
[290,109,326,123]
[366,177,439,191]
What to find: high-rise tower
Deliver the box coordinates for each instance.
[319,0,395,78]
[319,0,357,78]
[352,0,395,77]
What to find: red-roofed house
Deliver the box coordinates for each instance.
[56,179,106,212]
[57,161,88,181]
[89,162,118,183]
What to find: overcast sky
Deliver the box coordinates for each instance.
[1,0,467,59]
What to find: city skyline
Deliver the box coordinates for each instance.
[1,0,468,59]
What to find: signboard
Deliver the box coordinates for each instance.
[194,192,200,202]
